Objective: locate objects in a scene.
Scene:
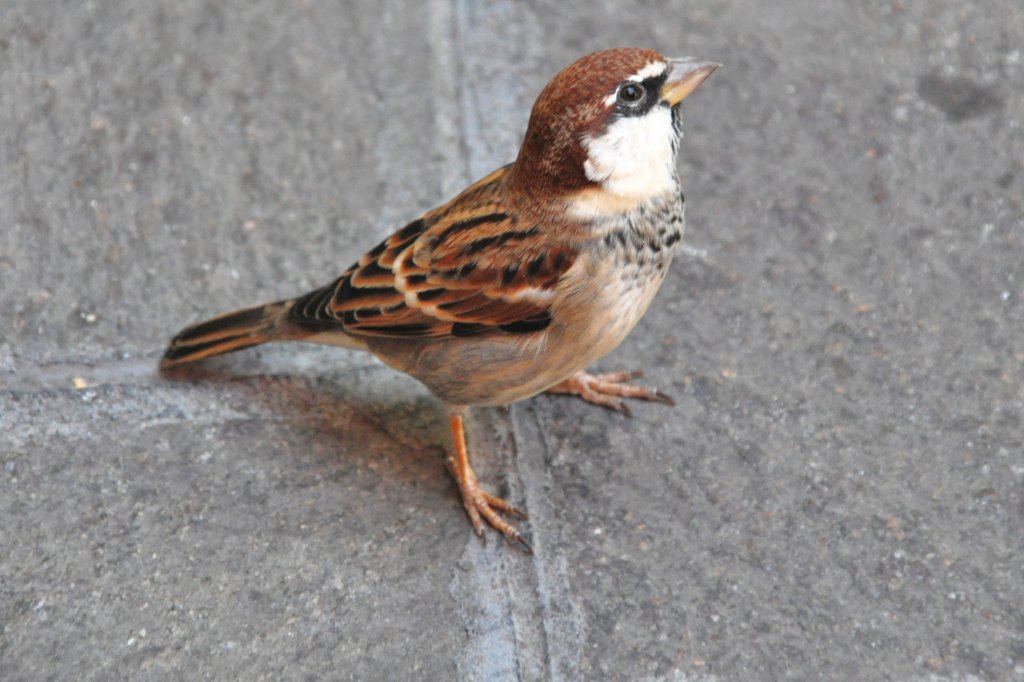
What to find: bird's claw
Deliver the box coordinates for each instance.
[546,369,676,416]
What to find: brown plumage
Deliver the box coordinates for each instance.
[162,48,719,550]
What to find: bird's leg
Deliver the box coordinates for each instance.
[545,370,675,417]
[447,413,532,553]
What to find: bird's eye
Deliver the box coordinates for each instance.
[617,82,646,105]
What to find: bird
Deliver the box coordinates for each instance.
[161,48,718,552]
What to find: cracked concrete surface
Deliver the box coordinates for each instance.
[2,1,1023,680]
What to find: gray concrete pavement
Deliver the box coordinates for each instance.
[2,1,1022,680]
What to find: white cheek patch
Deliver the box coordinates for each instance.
[582,105,677,200]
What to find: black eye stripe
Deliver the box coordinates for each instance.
[613,72,669,117]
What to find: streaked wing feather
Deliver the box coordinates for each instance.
[289,165,577,339]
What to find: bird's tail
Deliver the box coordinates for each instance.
[160,300,299,369]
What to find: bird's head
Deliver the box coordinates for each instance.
[509,48,718,215]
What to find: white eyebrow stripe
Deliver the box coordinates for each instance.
[627,60,667,82]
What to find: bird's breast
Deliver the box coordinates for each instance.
[550,192,685,365]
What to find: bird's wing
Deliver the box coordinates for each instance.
[289,166,577,338]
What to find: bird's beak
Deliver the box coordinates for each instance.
[661,58,721,107]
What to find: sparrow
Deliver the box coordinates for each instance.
[161,48,718,552]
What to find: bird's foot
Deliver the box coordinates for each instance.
[546,370,675,417]
[447,414,532,553]
[448,459,531,553]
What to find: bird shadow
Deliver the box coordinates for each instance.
[158,355,455,507]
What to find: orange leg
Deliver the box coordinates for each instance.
[447,413,532,553]
[546,370,675,417]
